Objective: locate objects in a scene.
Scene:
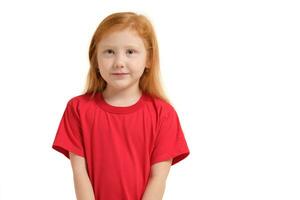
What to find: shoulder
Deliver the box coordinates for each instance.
[68,92,96,104]
[65,93,97,112]
[145,94,177,119]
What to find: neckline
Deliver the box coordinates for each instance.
[97,91,146,114]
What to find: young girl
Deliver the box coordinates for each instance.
[52,11,190,200]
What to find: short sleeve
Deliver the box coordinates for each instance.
[52,99,85,159]
[150,106,190,166]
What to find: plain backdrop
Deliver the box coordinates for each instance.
[0,0,299,199]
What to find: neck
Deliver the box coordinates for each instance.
[102,86,143,107]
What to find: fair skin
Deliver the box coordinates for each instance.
[141,159,172,200]
[69,152,95,200]
[69,28,172,200]
[70,152,172,200]
[96,28,150,105]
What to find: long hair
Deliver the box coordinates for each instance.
[83,12,171,105]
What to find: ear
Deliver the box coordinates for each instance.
[146,59,151,68]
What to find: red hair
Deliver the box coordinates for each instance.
[83,12,171,104]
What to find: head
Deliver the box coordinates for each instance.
[84,12,170,104]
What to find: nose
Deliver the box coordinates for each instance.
[114,53,125,68]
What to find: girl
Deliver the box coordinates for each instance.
[52,11,190,200]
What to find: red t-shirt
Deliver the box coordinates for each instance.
[52,91,190,200]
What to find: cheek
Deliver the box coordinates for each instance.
[130,60,146,72]
[132,55,147,67]
[97,60,112,77]
[98,58,112,69]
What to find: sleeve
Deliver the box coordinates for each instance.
[52,99,85,159]
[150,106,190,166]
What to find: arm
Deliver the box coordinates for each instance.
[141,159,172,200]
[69,152,95,200]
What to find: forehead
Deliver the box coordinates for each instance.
[97,29,145,49]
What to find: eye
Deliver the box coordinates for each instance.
[126,49,136,55]
[104,49,114,54]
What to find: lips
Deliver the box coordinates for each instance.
[112,73,129,75]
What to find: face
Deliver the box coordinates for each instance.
[96,28,148,93]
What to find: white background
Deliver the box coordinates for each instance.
[0,0,299,199]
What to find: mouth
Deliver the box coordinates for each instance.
[111,73,129,75]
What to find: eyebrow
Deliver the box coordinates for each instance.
[100,45,140,49]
